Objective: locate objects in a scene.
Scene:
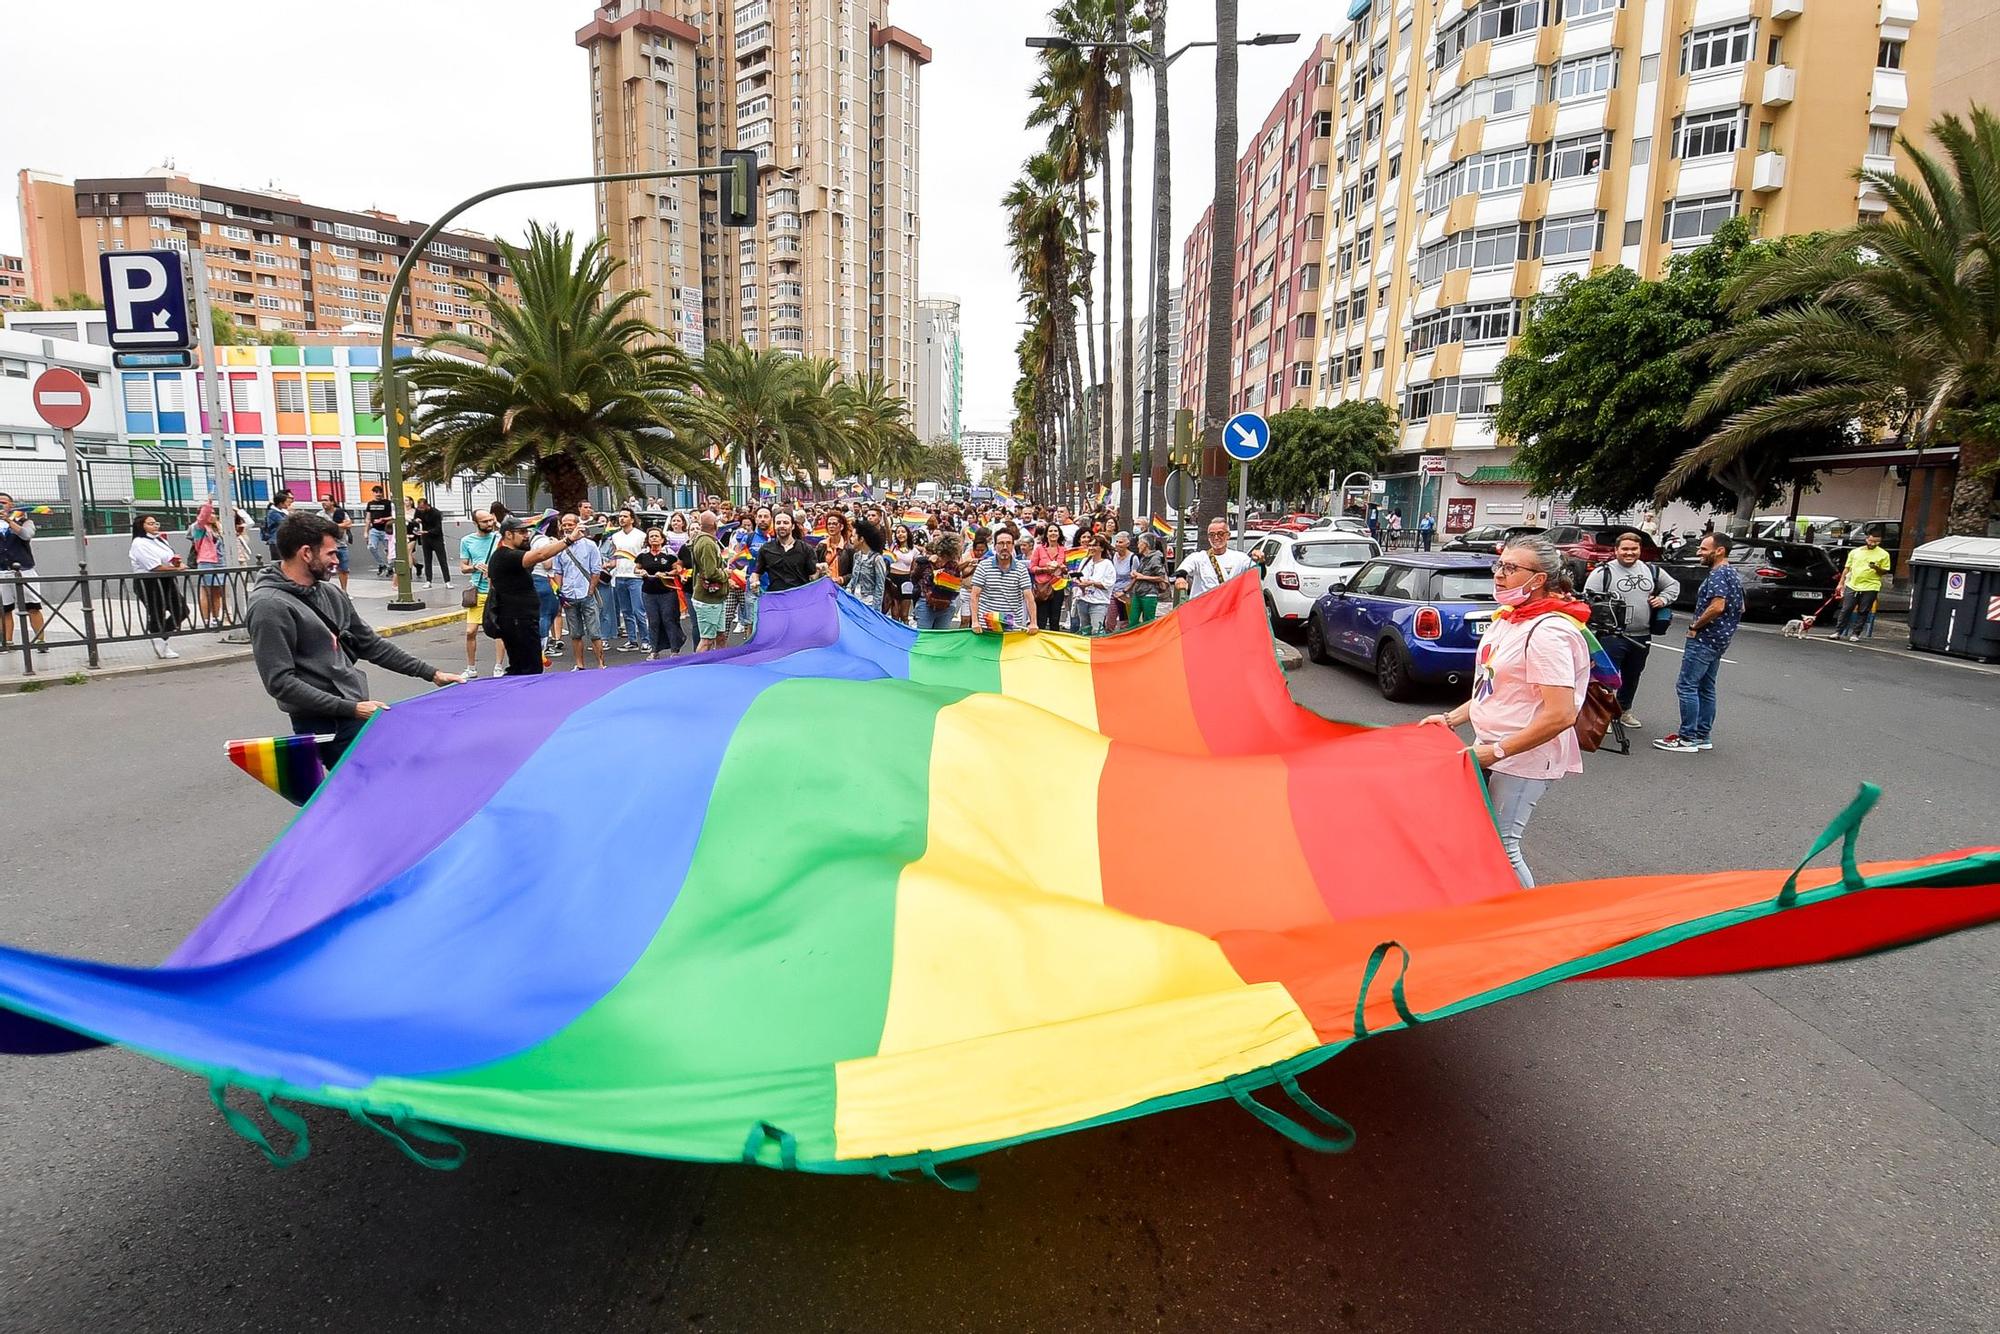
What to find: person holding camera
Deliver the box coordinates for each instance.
[1582,531,1679,729]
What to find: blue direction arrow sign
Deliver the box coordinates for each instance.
[1222,410,1270,462]
[99,250,192,351]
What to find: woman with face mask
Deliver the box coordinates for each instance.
[1421,535,1591,887]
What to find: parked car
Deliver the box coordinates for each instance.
[1305,514,1371,536]
[1660,538,1840,620]
[1440,522,1545,554]
[1304,553,1496,700]
[1737,513,1842,543]
[1241,530,1383,630]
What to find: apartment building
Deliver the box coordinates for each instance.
[0,254,29,309]
[15,168,518,341]
[1135,284,1183,418]
[578,2,929,399]
[914,294,961,443]
[1932,0,1997,121]
[1176,39,1337,419]
[1181,0,1936,528]
[959,427,1009,485]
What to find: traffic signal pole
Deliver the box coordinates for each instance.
[377,158,756,610]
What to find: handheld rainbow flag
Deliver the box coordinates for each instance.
[900,510,929,527]
[981,609,1007,632]
[1093,484,1109,508]
[929,566,963,594]
[1064,545,1090,571]
[1149,513,1173,539]
[807,522,829,544]
[1049,573,1070,593]
[757,476,778,497]
[0,579,1995,1183]
[226,734,328,807]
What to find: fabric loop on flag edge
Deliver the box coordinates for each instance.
[1779,783,1880,908]
[916,1151,980,1192]
[347,1106,467,1171]
[741,1121,799,1172]
[208,1076,310,1169]
[1354,940,1423,1038]
[1226,1073,1357,1155]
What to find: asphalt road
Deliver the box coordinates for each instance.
[1,621,1994,1334]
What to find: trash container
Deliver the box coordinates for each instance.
[1906,536,2000,663]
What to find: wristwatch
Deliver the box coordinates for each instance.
[1490,740,1508,760]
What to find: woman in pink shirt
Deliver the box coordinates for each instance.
[1422,535,1589,886]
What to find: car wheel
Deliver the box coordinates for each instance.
[1375,636,1417,701]
[1305,612,1332,664]
[1264,594,1281,631]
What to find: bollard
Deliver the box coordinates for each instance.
[11,566,32,676]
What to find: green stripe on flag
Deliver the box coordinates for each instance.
[358,676,956,1163]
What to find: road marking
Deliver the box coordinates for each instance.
[1650,641,1737,665]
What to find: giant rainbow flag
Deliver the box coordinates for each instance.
[0,577,1995,1178]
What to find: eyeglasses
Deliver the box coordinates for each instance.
[1491,561,1537,578]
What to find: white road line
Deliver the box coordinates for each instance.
[1649,641,1737,665]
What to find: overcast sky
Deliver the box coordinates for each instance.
[1,1,1334,429]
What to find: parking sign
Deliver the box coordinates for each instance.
[99,250,192,350]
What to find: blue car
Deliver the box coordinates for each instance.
[1304,553,1496,700]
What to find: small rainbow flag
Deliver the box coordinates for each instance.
[807,522,828,544]
[982,610,1007,633]
[1049,573,1070,593]
[227,734,327,807]
[930,567,963,595]
[900,509,929,527]
[1093,484,1109,508]
[1149,513,1173,539]
[757,476,777,497]
[1065,545,1090,571]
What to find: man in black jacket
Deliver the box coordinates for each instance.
[246,512,461,766]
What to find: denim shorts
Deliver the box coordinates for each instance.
[562,596,603,643]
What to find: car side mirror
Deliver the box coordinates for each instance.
[1330,578,1349,593]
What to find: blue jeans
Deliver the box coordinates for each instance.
[914,599,955,630]
[1487,771,1553,888]
[1602,633,1651,712]
[1081,600,1109,634]
[1675,638,1725,742]
[534,578,559,640]
[610,579,648,643]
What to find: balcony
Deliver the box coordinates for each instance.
[1870,69,1909,114]
[1771,0,1803,16]
[1761,65,1796,107]
[1751,151,1787,193]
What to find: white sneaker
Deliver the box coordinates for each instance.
[153,638,180,660]
[463,666,479,681]
[419,581,432,590]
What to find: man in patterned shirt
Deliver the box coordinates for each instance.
[1655,532,1744,754]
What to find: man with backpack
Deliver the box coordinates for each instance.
[1583,531,1680,729]
[260,490,295,563]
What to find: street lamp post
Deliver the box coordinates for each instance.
[375,161,749,610]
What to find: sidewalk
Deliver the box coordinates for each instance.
[0,576,464,692]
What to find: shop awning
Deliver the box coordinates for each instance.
[1455,465,1527,486]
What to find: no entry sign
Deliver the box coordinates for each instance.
[31,367,91,431]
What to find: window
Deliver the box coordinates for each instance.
[1423,144,1536,211]
[1546,132,1610,180]
[1631,136,1652,166]
[273,379,304,414]
[1366,105,1383,142]
[1433,0,1544,67]
[1408,299,1523,352]
[306,378,339,414]
[1663,192,1739,248]
[1248,296,1273,328]
[1550,51,1617,100]
[1639,53,1660,82]
[1402,375,1503,421]
[1414,223,1533,284]
[1313,110,1333,138]
[1429,67,1540,138]
[1877,38,1904,70]
[1767,36,1783,64]
[1360,165,1379,206]
[1681,20,1755,75]
[1623,219,1643,246]
[1674,106,1746,159]
[1867,124,1894,156]
[1537,211,1605,261]
[1561,0,1620,19]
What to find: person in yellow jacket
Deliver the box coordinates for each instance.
[1834,530,1893,641]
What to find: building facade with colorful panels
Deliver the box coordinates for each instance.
[115,343,416,508]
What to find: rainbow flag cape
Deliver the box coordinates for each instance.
[929,567,962,595]
[1,579,1994,1179]
[226,734,327,807]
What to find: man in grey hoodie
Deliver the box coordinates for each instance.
[247,511,461,766]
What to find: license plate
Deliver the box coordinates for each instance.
[1472,620,1489,636]
[1793,591,1820,600]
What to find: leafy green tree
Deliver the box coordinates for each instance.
[917,442,967,486]
[1680,108,2000,534]
[209,308,297,347]
[400,221,718,513]
[1256,403,1398,508]
[1495,219,1798,518]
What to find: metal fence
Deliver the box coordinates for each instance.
[3,564,257,675]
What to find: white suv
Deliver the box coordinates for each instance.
[1243,531,1383,629]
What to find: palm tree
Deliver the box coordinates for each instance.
[1005,153,1091,497]
[1196,0,1239,532]
[836,372,919,488]
[1114,0,1138,529]
[681,343,821,501]
[400,222,718,513]
[1677,108,2000,535]
[1144,0,1173,520]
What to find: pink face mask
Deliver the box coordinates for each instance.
[1494,583,1532,606]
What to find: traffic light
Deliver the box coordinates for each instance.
[719,150,759,228]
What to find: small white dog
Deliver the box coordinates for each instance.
[1782,616,1812,638]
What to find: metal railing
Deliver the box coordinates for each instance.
[4,565,258,675]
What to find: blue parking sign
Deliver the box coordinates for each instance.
[99,250,192,351]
